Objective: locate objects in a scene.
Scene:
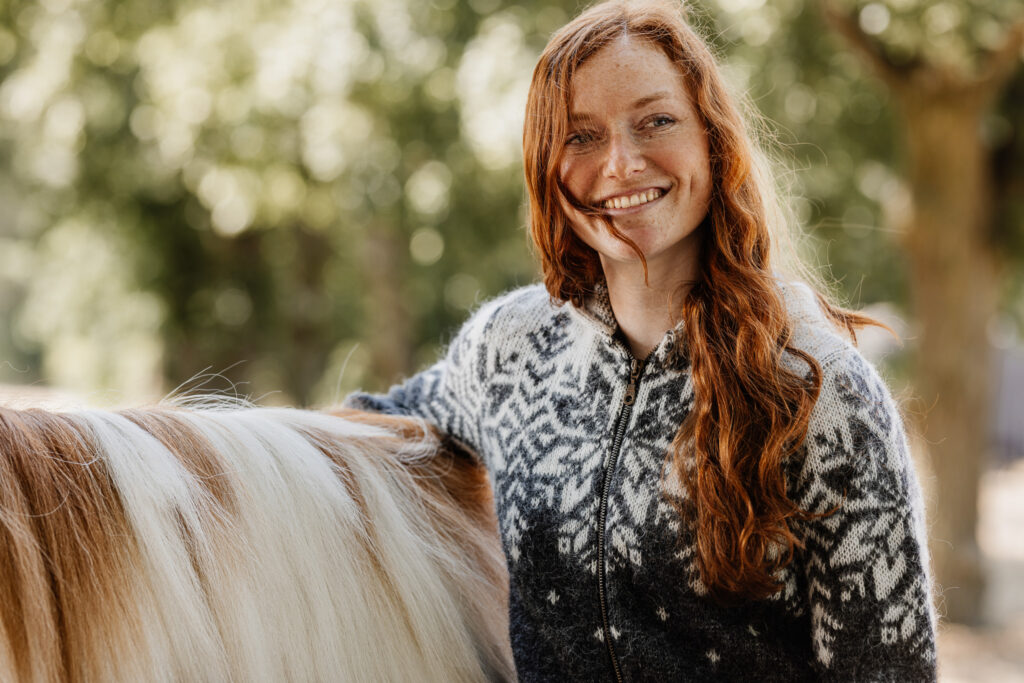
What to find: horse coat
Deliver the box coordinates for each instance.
[0,404,513,682]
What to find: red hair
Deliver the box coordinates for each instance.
[523,0,880,600]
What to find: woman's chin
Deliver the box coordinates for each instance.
[597,248,655,274]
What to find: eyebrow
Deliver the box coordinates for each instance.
[568,91,673,123]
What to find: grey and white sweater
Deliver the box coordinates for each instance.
[347,282,938,682]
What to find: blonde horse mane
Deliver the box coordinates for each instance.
[0,404,513,682]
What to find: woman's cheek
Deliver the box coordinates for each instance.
[558,160,581,202]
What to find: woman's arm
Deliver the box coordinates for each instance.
[793,349,938,682]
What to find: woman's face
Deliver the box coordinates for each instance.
[558,37,712,279]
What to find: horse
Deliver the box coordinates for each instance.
[0,403,513,682]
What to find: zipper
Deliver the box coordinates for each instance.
[597,356,643,683]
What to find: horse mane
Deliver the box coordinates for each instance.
[0,403,513,682]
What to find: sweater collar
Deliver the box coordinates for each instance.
[566,277,829,368]
[580,281,618,334]
[568,281,687,367]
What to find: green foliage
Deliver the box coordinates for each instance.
[0,0,1020,403]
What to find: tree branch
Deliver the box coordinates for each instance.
[972,20,1024,102]
[821,0,908,91]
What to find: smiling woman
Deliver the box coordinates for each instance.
[557,37,712,332]
[347,0,938,680]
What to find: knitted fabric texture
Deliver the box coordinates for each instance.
[347,282,938,682]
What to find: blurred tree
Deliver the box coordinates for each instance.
[0,0,550,403]
[822,0,1023,624]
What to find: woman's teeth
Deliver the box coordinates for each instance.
[603,189,663,209]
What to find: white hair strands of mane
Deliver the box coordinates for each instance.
[0,404,514,682]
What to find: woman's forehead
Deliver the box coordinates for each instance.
[568,38,693,116]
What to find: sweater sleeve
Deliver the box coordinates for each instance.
[342,300,496,459]
[792,349,937,682]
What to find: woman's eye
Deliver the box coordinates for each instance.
[566,131,594,146]
[643,115,675,129]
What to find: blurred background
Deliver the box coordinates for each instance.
[0,0,1021,678]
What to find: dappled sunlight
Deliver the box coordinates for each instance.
[456,12,534,171]
[0,0,1016,407]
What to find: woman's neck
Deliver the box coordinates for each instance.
[601,258,697,361]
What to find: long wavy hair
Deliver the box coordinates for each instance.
[523,0,880,600]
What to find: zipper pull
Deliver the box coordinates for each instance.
[623,358,643,406]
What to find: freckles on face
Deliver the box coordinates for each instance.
[557,37,712,269]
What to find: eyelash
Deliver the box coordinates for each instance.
[644,115,675,129]
[565,115,676,146]
[566,132,595,146]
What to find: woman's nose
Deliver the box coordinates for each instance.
[602,133,646,179]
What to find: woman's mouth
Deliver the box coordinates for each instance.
[598,188,666,212]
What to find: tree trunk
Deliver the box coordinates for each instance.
[362,225,414,390]
[897,86,995,624]
[824,6,1022,624]
[284,226,334,406]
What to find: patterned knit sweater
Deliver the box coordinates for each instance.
[346,282,938,682]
